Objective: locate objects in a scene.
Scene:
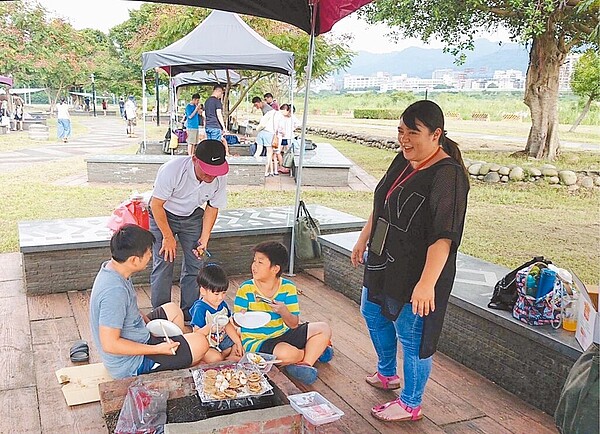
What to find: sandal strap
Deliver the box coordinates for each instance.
[376,372,400,388]
[397,400,422,420]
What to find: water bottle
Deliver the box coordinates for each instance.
[536,268,557,299]
[526,274,537,297]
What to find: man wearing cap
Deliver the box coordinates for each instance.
[149,139,229,322]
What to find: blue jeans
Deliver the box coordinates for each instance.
[360,287,433,407]
[205,128,222,140]
[149,207,204,321]
[57,118,71,139]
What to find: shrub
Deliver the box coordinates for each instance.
[354,108,403,119]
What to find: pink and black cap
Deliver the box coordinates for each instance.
[194,139,229,176]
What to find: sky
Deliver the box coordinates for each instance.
[40,0,513,53]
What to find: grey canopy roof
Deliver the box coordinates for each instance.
[173,70,244,89]
[142,10,294,76]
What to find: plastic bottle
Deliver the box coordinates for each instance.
[526,274,537,297]
[536,268,557,299]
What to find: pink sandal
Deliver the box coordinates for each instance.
[371,398,423,422]
[365,372,401,390]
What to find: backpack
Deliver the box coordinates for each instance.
[488,256,551,311]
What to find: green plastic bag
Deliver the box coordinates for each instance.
[294,201,321,260]
[554,343,599,434]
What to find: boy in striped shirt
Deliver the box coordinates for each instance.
[234,242,333,385]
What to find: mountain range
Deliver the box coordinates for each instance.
[342,39,530,78]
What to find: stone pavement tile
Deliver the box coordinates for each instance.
[0,253,23,282]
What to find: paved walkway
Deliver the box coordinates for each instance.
[0,116,138,172]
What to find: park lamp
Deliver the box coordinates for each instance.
[90,73,97,117]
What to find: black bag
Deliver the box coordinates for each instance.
[294,201,321,260]
[488,256,551,311]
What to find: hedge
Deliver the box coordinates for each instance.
[353,109,403,120]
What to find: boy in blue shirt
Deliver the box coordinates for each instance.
[185,93,202,156]
[190,264,243,362]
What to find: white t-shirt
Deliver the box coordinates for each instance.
[56,103,70,120]
[257,109,281,134]
[152,157,227,216]
[124,100,137,120]
[277,114,300,140]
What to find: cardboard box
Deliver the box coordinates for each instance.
[573,274,600,351]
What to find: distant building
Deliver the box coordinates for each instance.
[559,53,582,91]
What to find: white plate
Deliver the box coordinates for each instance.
[233,311,271,329]
[146,319,183,337]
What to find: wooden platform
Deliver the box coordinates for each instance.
[0,252,557,433]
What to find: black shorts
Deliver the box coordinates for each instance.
[137,307,193,375]
[258,322,309,354]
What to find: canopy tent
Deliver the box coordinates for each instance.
[139,0,373,35]
[133,1,374,274]
[142,10,294,76]
[140,10,295,150]
[173,70,244,89]
[10,87,45,95]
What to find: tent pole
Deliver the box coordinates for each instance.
[142,70,147,153]
[288,3,317,276]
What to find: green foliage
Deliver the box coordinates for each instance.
[571,50,600,101]
[0,1,97,103]
[354,108,403,119]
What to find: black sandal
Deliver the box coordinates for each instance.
[69,340,89,363]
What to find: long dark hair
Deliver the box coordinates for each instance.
[401,100,468,176]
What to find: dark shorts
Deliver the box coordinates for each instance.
[216,335,235,352]
[137,307,193,375]
[258,322,309,354]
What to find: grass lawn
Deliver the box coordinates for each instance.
[0,132,598,285]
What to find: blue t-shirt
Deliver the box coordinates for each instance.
[89,262,150,379]
[189,299,231,347]
[204,96,223,129]
[185,103,200,129]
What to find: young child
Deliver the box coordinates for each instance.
[234,242,334,385]
[190,264,244,362]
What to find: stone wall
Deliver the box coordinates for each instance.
[23,230,345,294]
[321,245,363,304]
[438,303,575,415]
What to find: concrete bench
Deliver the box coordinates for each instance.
[86,143,353,187]
[18,205,365,295]
[317,231,582,415]
[22,118,47,131]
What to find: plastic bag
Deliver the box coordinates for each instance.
[115,382,168,434]
[107,198,150,233]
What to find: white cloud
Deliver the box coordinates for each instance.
[40,0,142,32]
[331,15,515,53]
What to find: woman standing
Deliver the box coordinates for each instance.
[351,100,469,423]
[56,98,71,143]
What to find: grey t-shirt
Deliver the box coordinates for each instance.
[90,261,149,379]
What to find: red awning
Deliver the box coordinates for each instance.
[133,0,373,35]
[0,76,14,87]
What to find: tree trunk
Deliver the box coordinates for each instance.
[523,30,567,160]
[569,96,593,132]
